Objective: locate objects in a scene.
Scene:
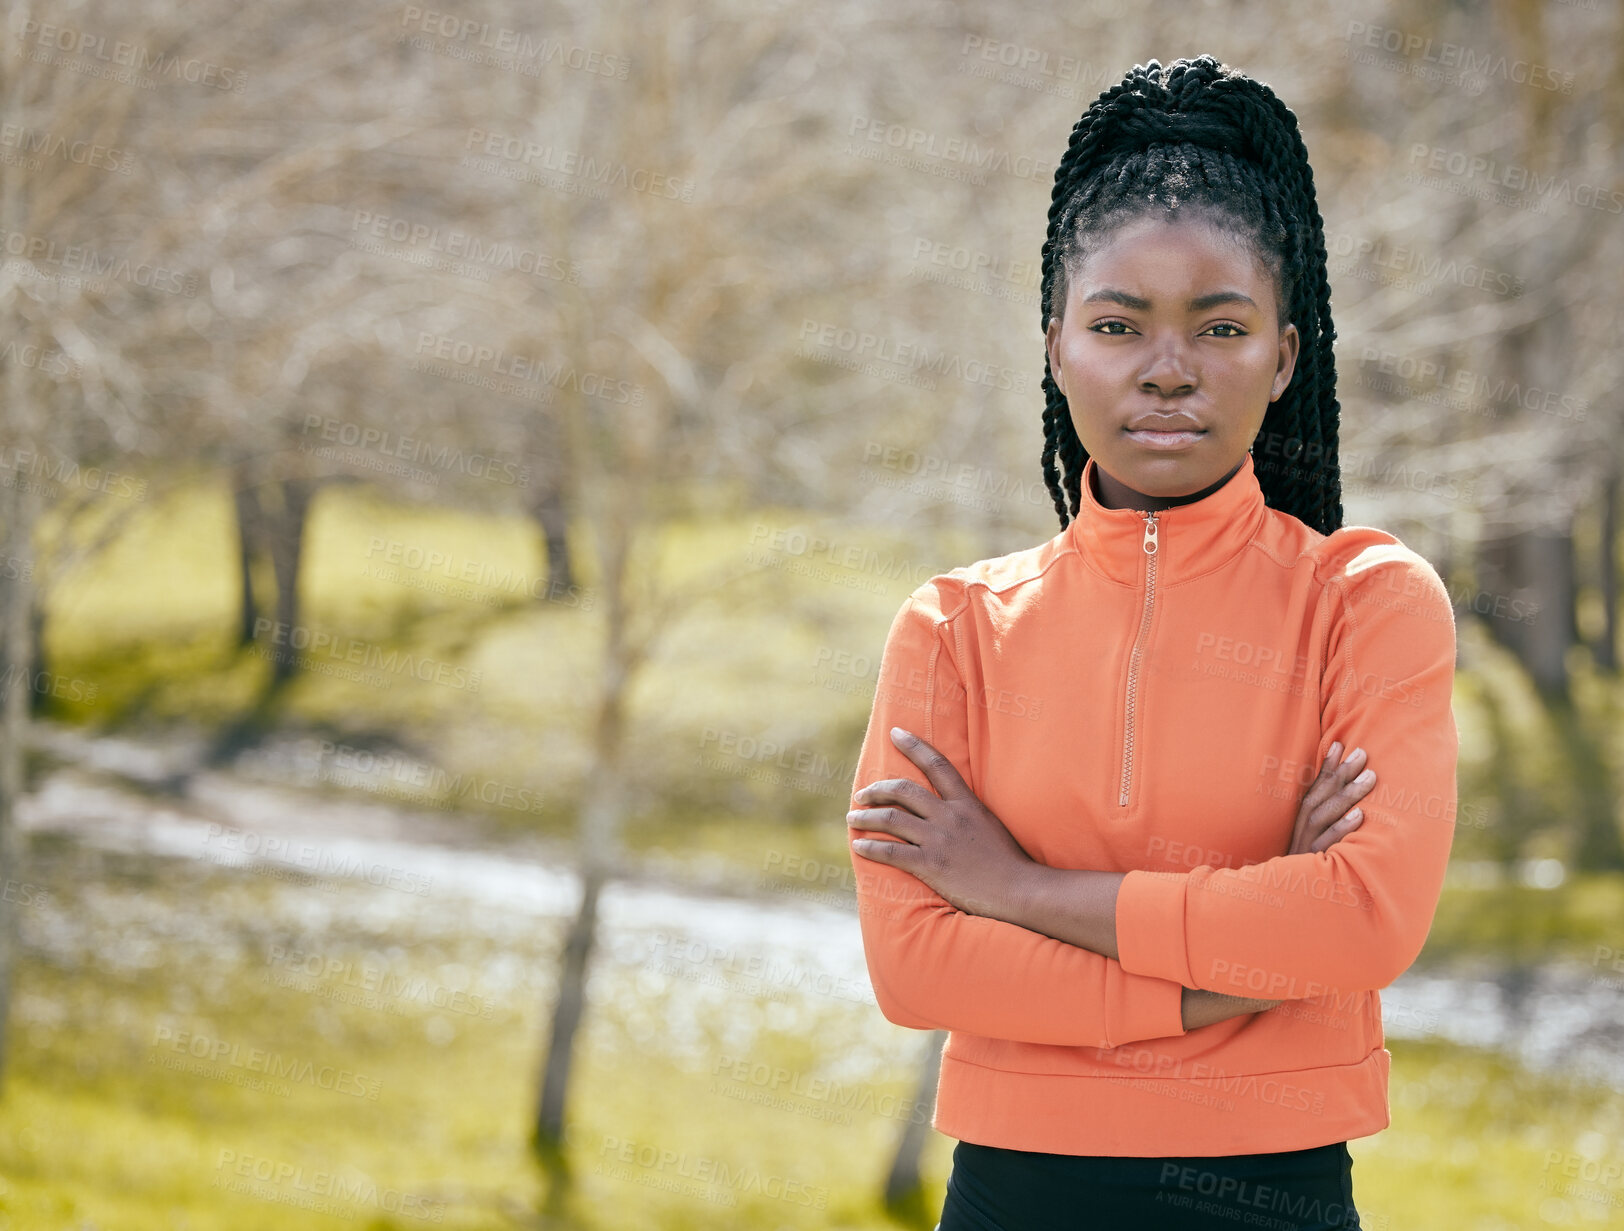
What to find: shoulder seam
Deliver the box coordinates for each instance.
[909,537,1076,640]
[937,535,1083,609]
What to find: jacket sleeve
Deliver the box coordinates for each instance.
[849,579,1189,1048]
[1114,540,1460,998]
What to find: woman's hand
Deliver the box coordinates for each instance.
[848,727,1036,919]
[1286,741,1376,856]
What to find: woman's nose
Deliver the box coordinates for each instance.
[1136,340,1198,394]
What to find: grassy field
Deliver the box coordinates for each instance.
[3,474,1622,1227]
[0,833,925,1230]
[3,834,1624,1230]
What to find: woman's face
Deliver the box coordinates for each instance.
[1044,213,1299,510]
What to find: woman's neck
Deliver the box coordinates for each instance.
[1090,455,1245,512]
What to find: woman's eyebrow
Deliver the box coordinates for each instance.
[1081,288,1258,311]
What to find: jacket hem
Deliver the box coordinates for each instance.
[932,1046,1391,1156]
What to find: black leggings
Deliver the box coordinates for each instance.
[936,1138,1360,1231]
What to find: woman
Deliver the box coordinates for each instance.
[846,56,1459,1230]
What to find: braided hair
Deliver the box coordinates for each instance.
[1039,55,1343,535]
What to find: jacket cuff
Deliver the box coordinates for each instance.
[1116,869,1193,987]
[1108,966,1188,1044]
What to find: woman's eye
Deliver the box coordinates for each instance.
[1089,320,1134,335]
[1204,323,1246,337]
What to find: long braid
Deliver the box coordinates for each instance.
[1039,55,1344,535]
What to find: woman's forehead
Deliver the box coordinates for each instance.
[1070,217,1275,288]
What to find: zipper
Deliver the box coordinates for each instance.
[1117,510,1159,807]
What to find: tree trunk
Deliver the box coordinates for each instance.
[233,480,262,646]
[208,476,319,769]
[1475,683,1526,869]
[1599,466,1618,672]
[533,863,601,1201]
[532,470,632,1208]
[532,705,627,1192]
[1475,525,1575,700]
[0,456,39,1096]
[528,380,577,602]
[1521,525,1576,700]
[531,484,577,600]
[263,478,315,683]
[1552,691,1624,873]
[884,1030,945,1215]
[25,592,45,718]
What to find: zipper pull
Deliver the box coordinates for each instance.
[1142,510,1158,555]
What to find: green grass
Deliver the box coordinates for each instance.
[36,476,927,842]
[1359,1039,1624,1229]
[1424,872,1624,970]
[2,836,1623,1228]
[0,837,929,1229]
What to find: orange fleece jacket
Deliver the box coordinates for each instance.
[848,450,1459,1156]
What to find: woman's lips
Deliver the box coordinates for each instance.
[1124,429,1205,449]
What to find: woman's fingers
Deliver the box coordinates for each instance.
[848,805,926,848]
[1311,757,1375,831]
[1288,742,1377,855]
[1308,808,1364,854]
[1303,743,1361,808]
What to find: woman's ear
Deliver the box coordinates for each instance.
[1045,316,1066,397]
[1270,322,1300,401]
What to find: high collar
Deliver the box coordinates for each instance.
[1063,450,1269,587]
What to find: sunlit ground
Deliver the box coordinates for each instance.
[3,832,1624,1229]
